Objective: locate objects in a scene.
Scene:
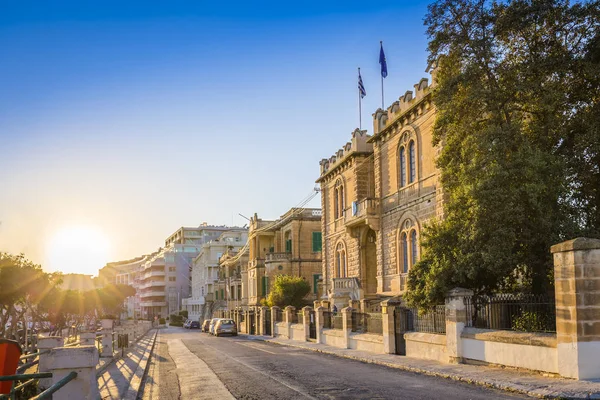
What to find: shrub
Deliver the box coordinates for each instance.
[159,318,166,324]
[265,275,311,309]
[179,310,188,318]
[512,311,551,332]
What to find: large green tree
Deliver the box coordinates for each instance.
[264,275,311,309]
[407,0,600,309]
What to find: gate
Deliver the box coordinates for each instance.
[393,307,413,355]
[264,309,272,336]
[249,311,256,335]
[308,310,316,339]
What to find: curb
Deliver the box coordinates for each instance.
[133,329,159,400]
[245,335,599,400]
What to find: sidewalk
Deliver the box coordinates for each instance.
[97,329,158,400]
[245,334,600,400]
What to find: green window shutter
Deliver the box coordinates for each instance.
[312,232,322,252]
[261,276,268,297]
[215,291,218,300]
[221,289,224,300]
[285,239,292,253]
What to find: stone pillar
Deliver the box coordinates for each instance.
[271,306,280,337]
[445,287,473,364]
[552,238,600,380]
[313,301,320,310]
[381,299,400,354]
[315,306,324,344]
[341,307,353,349]
[259,307,269,336]
[80,332,96,347]
[101,327,113,358]
[320,300,330,310]
[360,299,369,313]
[284,306,295,339]
[37,336,63,390]
[47,346,99,400]
[349,299,360,310]
[302,306,313,341]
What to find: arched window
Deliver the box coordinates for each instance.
[409,141,416,183]
[410,229,418,266]
[399,147,406,188]
[401,233,408,273]
[335,242,347,277]
[334,179,345,219]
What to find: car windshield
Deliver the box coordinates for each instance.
[219,320,235,325]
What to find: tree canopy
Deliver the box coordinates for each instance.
[406,0,600,309]
[264,275,311,309]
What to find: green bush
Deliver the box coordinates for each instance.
[265,275,311,309]
[159,318,166,324]
[513,311,551,332]
[179,310,188,318]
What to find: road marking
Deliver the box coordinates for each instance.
[167,339,235,400]
[237,342,279,354]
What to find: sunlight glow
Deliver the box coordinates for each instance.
[46,226,112,275]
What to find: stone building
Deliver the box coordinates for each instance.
[317,65,441,309]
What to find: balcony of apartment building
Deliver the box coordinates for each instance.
[345,198,380,232]
[143,269,166,279]
[139,280,166,290]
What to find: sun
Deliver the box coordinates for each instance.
[46,226,112,275]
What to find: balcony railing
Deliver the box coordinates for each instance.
[144,270,165,279]
[248,259,265,269]
[333,277,361,291]
[204,293,215,302]
[265,252,291,262]
[140,301,167,307]
[140,290,165,298]
[345,198,380,226]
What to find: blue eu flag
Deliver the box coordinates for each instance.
[379,42,388,78]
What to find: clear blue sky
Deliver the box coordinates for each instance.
[0,0,432,274]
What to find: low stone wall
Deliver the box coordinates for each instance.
[349,333,384,353]
[322,329,346,348]
[405,332,448,363]
[461,328,558,374]
[275,322,288,339]
[290,324,305,341]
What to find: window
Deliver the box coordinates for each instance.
[335,242,347,277]
[169,277,176,282]
[334,179,345,219]
[401,233,408,273]
[411,229,418,266]
[220,289,224,300]
[285,239,292,253]
[169,266,176,272]
[409,141,416,183]
[399,147,406,187]
[261,276,268,297]
[313,274,322,294]
[312,232,322,252]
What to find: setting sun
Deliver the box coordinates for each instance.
[46,226,112,275]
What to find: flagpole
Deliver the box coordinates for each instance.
[380,41,384,109]
[358,67,362,130]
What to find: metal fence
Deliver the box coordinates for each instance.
[464,293,556,333]
[351,312,383,334]
[399,306,446,334]
[274,308,283,323]
[322,311,333,329]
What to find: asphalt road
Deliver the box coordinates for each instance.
[140,327,529,400]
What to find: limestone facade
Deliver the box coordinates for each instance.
[317,66,442,307]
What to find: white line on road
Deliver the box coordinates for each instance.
[167,339,235,400]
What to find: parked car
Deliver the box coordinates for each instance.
[201,320,210,332]
[189,321,200,329]
[183,319,191,329]
[214,319,237,337]
[208,318,221,335]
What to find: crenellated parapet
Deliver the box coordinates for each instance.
[317,128,373,181]
[371,62,439,138]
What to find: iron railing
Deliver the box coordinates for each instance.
[464,294,556,333]
[322,311,333,329]
[274,308,283,323]
[351,312,383,334]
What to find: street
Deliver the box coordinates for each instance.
[139,327,528,400]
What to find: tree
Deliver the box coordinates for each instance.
[406,0,600,310]
[264,275,311,309]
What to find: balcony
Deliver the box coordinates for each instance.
[345,198,380,231]
[248,259,265,269]
[140,280,166,289]
[144,270,165,279]
[140,301,167,307]
[204,293,214,302]
[265,252,291,262]
[140,290,165,298]
[331,277,363,300]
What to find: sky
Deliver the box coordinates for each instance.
[0,0,432,276]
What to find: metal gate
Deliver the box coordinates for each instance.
[393,307,413,355]
[264,309,272,336]
[308,310,316,339]
[249,311,256,335]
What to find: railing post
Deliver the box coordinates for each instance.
[37,336,63,390]
[445,287,473,364]
[302,306,313,341]
[341,307,353,349]
[381,299,399,354]
[100,320,113,358]
[47,346,99,399]
[80,332,96,347]
[552,238,600,379]
[259,306,269,336]
[315,306,324,344]
[271,306,280,337]
[284,306,295,339]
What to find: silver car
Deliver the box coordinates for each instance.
[208,318,221,335]
[214,319,237,337]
